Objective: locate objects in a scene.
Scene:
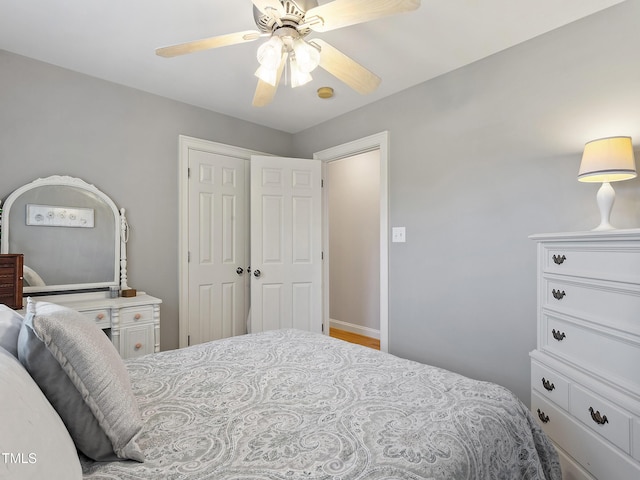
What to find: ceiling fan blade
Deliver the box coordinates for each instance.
[313,39,381,94]
[252,0,285,17]
[253,52,288,107]
[305,0,420,33]
[156,30,261,58]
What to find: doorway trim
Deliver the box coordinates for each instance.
[314,131,389,352]
[178,135,265,348]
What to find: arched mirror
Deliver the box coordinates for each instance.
[0,176,126,294]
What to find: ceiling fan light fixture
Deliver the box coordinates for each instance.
[290,58,313,88]
[256,36,283,69]
[255,64,278,86]
[292,38,320,73]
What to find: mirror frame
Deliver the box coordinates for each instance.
[0,175,123,294]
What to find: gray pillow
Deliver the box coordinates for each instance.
[0,304,23,357]
[17,300,144,462]
[0,346,82,480]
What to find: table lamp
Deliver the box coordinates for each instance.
[578,136,637,231]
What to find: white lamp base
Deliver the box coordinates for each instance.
[593,181,616,231]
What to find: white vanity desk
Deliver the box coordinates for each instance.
[1,175,162,360]
[20,292,161,359]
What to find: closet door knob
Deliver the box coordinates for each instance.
[236,267,244,275]
[253,269,261,278]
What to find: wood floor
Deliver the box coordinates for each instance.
[330,328,380,350]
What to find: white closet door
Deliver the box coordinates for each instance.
[250,155,322,333]
[187,149,247,345]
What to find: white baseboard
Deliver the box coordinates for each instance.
[330,319,380,340]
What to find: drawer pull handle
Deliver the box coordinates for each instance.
[541,377,555,392]
[134,313,142,320]
[134,343,142,350]
[552,254,566,265]
[537,409,550,424]
[552,329,566,341]
[96,313,105,320]
[588,407,609,425]
[552,289,566,300]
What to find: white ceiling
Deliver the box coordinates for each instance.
[0,0,626,133]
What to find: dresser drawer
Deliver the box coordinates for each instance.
[532,391,640,480]
[531,360,569,410]
[80,308,110,329]
[634,419,640,462]
[543,315,640,392]
[570,384,631,453]
[543,277,640,334]
[119,306,154,325]
[555,446,595,480]
[542,243,640,284]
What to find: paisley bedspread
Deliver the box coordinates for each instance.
[81,329,561,479]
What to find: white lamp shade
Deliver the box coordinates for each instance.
[292,39,320,74]
[290,58,313,88]
[254,65,277,86]
[578,136,637,183]
[257,36,283,70]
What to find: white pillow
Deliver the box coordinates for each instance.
[0,346,82,480]
[17,300,144,461]
[0,305,23,358]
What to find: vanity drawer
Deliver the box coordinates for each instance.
[531,360,569,410]
[543,277,640,334]
[120,306,154,325]
[80,308,110,329]
[532,391,639,480]
[542,243,640,284]
[120,323,154,359]
[570,384,631,453]
[543,315,640,392]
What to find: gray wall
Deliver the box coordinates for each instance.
[292,0,640,404]
[0,49,293,351]
[328,151,380,334]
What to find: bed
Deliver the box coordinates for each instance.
[1,302,560,480]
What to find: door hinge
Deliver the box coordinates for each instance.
[188,251,191,262]
[187,335,191,346]
[187,167,191,178]
[321,179,324,188]
[321,251,324,260]
[321,324,324,332]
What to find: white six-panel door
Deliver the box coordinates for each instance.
[249,155,323,333]
[187,149,248,345]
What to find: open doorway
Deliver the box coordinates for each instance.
[326,151,380,349]
[315,132,389,352]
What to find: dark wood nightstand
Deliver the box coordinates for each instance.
[0,254,24,309]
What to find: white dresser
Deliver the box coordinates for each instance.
[22,292,161,360]
[530,230,640,480]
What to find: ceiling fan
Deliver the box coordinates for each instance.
[156,0,421,106]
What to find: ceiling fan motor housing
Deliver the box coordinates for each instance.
[253,0,318,36]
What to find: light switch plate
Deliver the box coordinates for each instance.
[392,227,406,243]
